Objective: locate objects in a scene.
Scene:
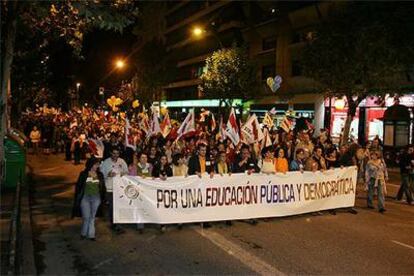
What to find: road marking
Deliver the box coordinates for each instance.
[92,257,114,270]
[195,228,285,276]
[391,240,414,250]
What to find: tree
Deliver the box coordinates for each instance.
[132,39,174,108]
[1,0,136,180]
[199,46,258,114]
[301,2,414,145]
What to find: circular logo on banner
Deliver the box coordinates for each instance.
[124,184,140,200]
[119,181,142,205]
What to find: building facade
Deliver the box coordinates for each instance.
[161,1,414,143]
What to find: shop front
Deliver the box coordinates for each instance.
[324,94,414,144]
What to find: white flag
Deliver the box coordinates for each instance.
[226,108,240,145]
[88,139,105,158]
[125,118,136,150]
[261,127,272,149]
[241,114,264,144]
[149,112,161,137]
[177,109,195,139]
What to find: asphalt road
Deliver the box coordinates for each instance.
[26,154,414,275]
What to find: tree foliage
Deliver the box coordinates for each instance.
[300,2,414,144]
[132,39,174,107]
[199,46,258,108]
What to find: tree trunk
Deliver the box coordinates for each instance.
[1,1,18,182]
[340,95,362,146]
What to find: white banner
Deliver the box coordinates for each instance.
[113,166,357,224]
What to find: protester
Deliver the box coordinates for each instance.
[275,147,289,173]
[234,145,259,174]
[396,145,413,205]
[215,150,232,175]
[290,148,306,172]
[72,158,106,241]
[260,147,276,174]
[29,126,41,154]
[152,155,173,180]
[172,153,188,177]
[100,147,128,233]
[365,150,388,213]
[188,144,214,177]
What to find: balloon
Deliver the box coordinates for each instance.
[271,83,280,93]
[266,77,274,89]
[107,95,123,111]
[274,75,282,85]
[132,100,140,108]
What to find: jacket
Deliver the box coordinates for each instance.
[72,170,106,218]
[188,155,214,175]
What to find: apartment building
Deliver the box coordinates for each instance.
[162,1,339,132]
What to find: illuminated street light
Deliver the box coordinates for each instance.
[115,59,126,69]
[191,25,223,48]
[192,26,204,37]
[76,82,81,89]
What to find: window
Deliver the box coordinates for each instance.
[261,64,275,80]
[262,36,277,51]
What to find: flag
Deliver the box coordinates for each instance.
[139,113,150,134]
[149,112,161,137]
[262,112,274,128]
[239,119,246,144]
[280,116,293,133]
[199,108,210,122]
[216,116,227,142]
[125,118,136,150]
[88,139,104,158]
[210,113,217,132]
[241,114,264,144]
[305,119,315,131]
[226,108,240,145]
[260,127,272,150]
[177,109,195,139]
[160,112,172,138]
[269,107,277,115]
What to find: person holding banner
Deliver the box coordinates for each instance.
[260,147,276,174]
[100,147,128,234]
[172,153,188,177]
[152,155,173,180]
[275,148,289,173]
[72,157,105,241]
[130,152,152,233]
[290,148,306,172]
[188,144,214,178]
[215,151,233,175]
[365,150,388,213]
[233,145,260,174]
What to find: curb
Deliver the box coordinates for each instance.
[20,166,36,275]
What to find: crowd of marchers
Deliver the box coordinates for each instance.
[19,106,413,241]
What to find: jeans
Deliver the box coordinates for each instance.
[80,195,101,238]
[396,174,413,203]
[367,178,385,210]
[106,192,114,226]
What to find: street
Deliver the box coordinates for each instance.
[25,153,414,275]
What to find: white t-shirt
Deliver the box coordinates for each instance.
[100,157,128,192]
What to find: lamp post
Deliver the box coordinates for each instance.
[75,82,81,107]
[192,26,224,48]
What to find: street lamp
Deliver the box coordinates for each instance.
[191,25,223,48]
[192,26,205,37]
[75,82,81,108]
[115,59,126,70]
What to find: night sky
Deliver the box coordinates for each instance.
[75,27,136,103]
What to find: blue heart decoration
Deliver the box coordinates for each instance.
[274,75,282,85]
